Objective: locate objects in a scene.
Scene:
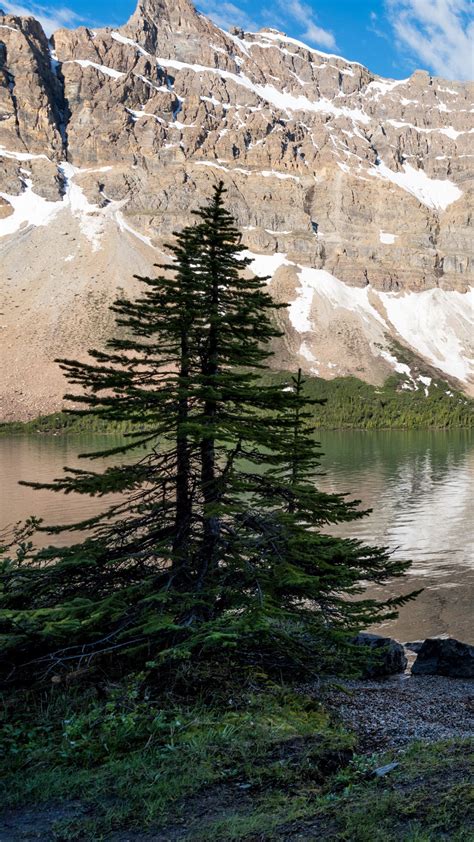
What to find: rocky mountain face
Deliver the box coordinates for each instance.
[0,0,472,419]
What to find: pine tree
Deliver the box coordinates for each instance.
[0,183,414,683]
[227,369,414,672]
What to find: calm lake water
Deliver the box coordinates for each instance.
[1,429,473,643]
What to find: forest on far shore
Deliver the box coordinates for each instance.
[2,371,472,436]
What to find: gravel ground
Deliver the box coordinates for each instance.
[310,655,474,752]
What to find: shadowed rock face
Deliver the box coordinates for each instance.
[0,0,473,419]
[412,638,474,678]
[353,633,408,677]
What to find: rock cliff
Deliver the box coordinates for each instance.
[0,0,472,418]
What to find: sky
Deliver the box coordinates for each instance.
[2,0,473,80]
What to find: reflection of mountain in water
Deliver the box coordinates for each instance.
[0,429,472,640]
[319,430,473,575]
[318,430,474,641]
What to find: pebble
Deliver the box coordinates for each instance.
[303,672,473,752]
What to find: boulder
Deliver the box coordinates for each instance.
[354,633,407,677]
[412,638,474,678]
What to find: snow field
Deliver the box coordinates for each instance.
[369,161,462,211]
[0,178,63,236]
[245,252,473,385]
[379,287,474,382]
[0,162,154,253]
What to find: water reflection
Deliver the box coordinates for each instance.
[318,431,473,575]
[0,434,131,540]
[1,429,473,641]
[317,430,474,641]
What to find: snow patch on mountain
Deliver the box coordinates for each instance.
[116,211,154,247]
[369,161,462,210]
[127,54,373,123]
[64,59,125,79]
[290,266,386,331]
[380,287,474,382]
[251,30,364,67]
[59,163,105,251]
[366,78,409,97]
[0,179,62,237]
[299,341,318,364]
[0,147,50,162]
[0,164,136,252]
[246,251,473,384]
[111,31,150,56]
[386,120,465,140]
[378,349,411,377]
[244,251,290,278]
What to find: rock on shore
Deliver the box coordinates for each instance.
[315,634,474,752]
[412,637,474,678]
[353,632,407,677]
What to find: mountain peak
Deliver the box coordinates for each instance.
[0,0,472,420]
[127,0,201,32]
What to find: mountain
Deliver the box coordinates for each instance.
[0,0,472,419]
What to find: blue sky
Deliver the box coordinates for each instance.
[2,0,473,80]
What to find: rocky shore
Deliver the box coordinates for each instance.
[319,672,473,753]
[309,636,474,753]
[1,635,472,840]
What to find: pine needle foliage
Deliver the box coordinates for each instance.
[0,183,415,684]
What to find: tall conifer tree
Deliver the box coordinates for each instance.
[0,183,413,681]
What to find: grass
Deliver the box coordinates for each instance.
[1,679,472,840]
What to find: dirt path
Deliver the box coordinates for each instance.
[1,670,472,841]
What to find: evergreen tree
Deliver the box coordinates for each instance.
[0,183,414,683]
[228,369,414,671]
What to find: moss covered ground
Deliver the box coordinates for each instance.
[1,680,472,841]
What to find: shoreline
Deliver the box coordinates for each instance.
[2,419,473,437]
[2,373,473,435]
[1,663,472,840]
[311,646,473,754]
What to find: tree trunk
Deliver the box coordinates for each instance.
[198,242,220,599]
[173,328,192,574]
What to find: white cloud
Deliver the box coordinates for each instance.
[196,0,259,32]
[386,0,474,80]
[2,1,85,35]
[277,0,337,50]
[198,0,337,51]
[368,9,391,41]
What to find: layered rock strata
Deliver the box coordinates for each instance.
[0,0,472,418]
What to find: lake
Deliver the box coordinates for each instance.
[1,429,472,643]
